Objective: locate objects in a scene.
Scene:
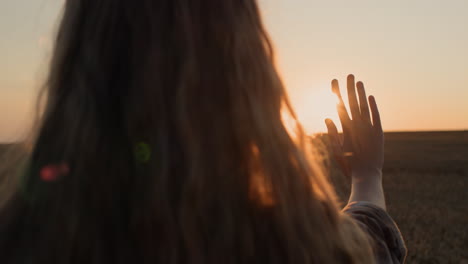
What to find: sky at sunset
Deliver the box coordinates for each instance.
[1,0,467,142]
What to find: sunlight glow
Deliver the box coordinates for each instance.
[290,85,341,134]
[281,106,301,140]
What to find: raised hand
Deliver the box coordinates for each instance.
[325,74,386,209]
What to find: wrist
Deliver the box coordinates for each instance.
[351,167,383,184]
[351,177,383,193]
[349,173,386,210]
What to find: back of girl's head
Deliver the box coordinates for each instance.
[0,0,374,263]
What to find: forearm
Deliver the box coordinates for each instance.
[348,169,386,210]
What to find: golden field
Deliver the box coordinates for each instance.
[319,131,468,263]
[1,131,467,263]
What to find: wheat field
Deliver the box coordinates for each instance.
[320,131,468,263]
[1,131,467,263]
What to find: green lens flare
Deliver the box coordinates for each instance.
[134,142,151,163]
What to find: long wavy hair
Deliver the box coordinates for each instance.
[0,0,374,263]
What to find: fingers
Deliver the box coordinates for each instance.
[369,96,382,131]
[357,81,371,122]
[325,119,341,146]
[347,74,360,121]
[331,79,351,131]
[337,101,351,131]
[332,79,343,100]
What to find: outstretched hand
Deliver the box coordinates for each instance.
[325,74,386,209]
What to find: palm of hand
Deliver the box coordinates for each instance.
[325,75,384,180]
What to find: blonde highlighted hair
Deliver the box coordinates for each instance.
[0,0,374,263]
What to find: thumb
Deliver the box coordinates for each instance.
[326,119,351,180]
[325,119,341,153]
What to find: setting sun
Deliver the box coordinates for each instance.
[290,85,341,135]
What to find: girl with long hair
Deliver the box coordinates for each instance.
[0,0,405,263]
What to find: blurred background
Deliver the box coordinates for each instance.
[0,0,467,262]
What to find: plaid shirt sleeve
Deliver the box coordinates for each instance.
[343,201,407,263]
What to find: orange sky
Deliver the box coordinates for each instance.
[261,0,468,134]
[0,0,467,142]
